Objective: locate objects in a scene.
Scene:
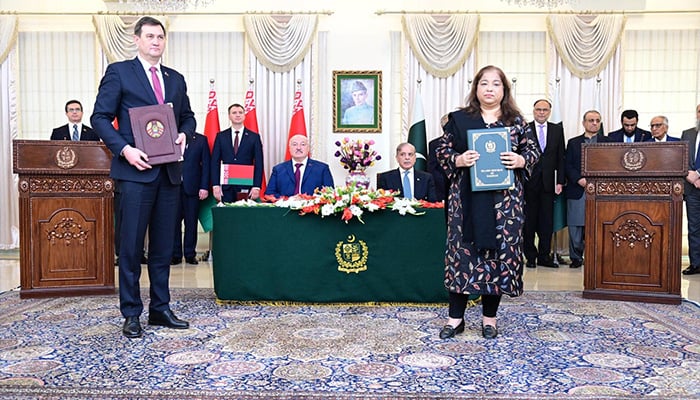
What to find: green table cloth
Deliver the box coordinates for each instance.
[212,206,448,303]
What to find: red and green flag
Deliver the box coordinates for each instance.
[220,164,254,186]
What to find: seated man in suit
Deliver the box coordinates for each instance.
[645,116,680,142]
[607,109,651,143]
[377,142,437,202]
[265,134,334,197]
[50,100,99,141]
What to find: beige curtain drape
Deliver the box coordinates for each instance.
[547,15,626,79]
[401,14,478,79]
[93,15,169,63]
[0,15,19,249]
[244,15,318,74]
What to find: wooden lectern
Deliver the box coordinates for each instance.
[13,140,115,298]
[582,142,687,304]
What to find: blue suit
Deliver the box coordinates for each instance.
[265,158,334,197]
[644,135,680,142]
[174,133,210,260]
[91,57,196,318]
[376,168,437,202]
[210,127,264,202]
[607,127,651,143]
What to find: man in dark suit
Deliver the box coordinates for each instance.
[427,137,447,202]
[645,115,680,142]
[565,110,607,269]
[681,104,700,276]
[265,134,334,197]
[607,109,651,143]
[377,142,437,202]
[91,16,193,338]
[50,100,99,141]
[211,103,264,203]
[172,132,210,266]
[524,99,566,268]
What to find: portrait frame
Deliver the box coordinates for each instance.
[333,70,382,133]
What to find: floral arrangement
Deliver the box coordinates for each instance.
[334,138,381,171]
[268,183,442,223]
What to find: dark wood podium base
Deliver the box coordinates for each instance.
[583,289,682,305]
[20,285,115,299]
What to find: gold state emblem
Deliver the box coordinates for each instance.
[56,146,77,169]
[484,140,497,153]
[146,120,165,138]
[335,234,368,274]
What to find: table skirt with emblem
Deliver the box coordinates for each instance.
[211,207,448,303]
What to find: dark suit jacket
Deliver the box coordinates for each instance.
[183,133,211,196]
[607,127,651,143]
[427,137,448,201]
[50,123,100,141]
[376,168,437,202]
[643,135,680,142]
[681,126,700,195]
[527,121,566,192]
[210,127,264,199]
[565,133,607,200]
[265,158,334,197]
[91,57,196,184]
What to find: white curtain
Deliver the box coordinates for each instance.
[546,15,626,140]
[0,15,19,249]
[244,15,320,174]
[400,15,478,163]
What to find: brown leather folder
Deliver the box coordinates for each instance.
[128,104,182,165]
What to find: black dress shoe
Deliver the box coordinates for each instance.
[171,257,182,265]
[141,254,148,264]
[148,309,189,329]
[439,320,465,339]
[538,256,559,268]
[570,259,583,269]
[526,261,536,268]
[482,324,498,339]
[185,257,199,265]
[682,265,700,275]
[123,316,143,338]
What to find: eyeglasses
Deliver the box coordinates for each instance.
[650,123,665,129]
[67,108,82,113]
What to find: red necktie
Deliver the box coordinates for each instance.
[149,66,164,104]
[294,163,302,195]
[233,131,240,155]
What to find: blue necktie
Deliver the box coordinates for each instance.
[694,142,700,170]
[72,124,79,141]
[402,170,412,199]
[538,124,546,151]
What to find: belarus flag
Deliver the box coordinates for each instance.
[220,164,254,187]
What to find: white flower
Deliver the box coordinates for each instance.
[321,203,336,216]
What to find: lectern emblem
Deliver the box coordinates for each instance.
[146,120,165,138]
[335,234,368,274]
[621,148,645,171]
[56,146,77,169]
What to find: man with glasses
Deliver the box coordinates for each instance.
[645,116,680,142]
[50,100,99,141]
[607,109,651,143]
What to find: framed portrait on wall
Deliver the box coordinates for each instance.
[333,70,382,133]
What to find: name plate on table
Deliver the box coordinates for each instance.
[128,103,182,165]
[467,127,514,191]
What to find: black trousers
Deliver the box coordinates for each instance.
[448,292,501,319]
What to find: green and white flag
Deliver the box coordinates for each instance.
[408,90,427,171]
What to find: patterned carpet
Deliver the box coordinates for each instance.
[0,289,699,400]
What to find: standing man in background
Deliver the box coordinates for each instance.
[524,99,566,268]
[91,16,194,338]
[607,109,651,143]
[51,100,99,141]
[211,103,264,203]
[681,104,700,276]
[565,110,607,269]
[172,132,210,265]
